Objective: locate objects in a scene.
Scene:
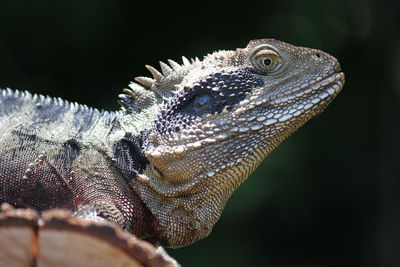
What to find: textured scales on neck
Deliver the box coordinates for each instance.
[118,39,344,247]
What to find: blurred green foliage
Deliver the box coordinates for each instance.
[0,0,399,266]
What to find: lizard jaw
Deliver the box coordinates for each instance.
[268,71,345,107]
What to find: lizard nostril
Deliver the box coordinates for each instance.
[315,53,321,59]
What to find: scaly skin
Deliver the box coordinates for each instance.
[0,39,344,248]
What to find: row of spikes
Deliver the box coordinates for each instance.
[134,56,201,89]
[118,56,200,113]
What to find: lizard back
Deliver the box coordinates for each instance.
[0,89,158,240]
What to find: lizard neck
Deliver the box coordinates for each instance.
[130,125,284,248]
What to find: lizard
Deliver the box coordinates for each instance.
[0,39,344,248]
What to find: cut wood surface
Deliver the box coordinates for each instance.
[0,204,177,267]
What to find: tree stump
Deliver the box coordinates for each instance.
[0,203,178,267]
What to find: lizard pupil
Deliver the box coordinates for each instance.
[263,57,272,67]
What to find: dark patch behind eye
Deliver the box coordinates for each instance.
[193,95,212,113]
[154,69,263,134]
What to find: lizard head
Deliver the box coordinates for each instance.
[122,39,344,247]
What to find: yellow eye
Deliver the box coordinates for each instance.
[251,46,283,74]
[260,57,273,68]
[257,54,278,71]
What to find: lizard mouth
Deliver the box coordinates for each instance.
[268,71,345,106]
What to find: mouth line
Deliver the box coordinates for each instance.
[268,71,345,105]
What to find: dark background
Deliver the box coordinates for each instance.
[0,0,399,266]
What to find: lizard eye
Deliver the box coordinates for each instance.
[261,57,272,67]
[256,54,280,72]
[251,46,282,74]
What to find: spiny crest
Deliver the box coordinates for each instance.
[1,88,117,124]
[118,56,201,114]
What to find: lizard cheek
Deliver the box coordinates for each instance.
[153,70,264,136]
[193,95,212,114]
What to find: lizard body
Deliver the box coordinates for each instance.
[0,39,344,248]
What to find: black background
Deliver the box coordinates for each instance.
[0,1,399,266]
